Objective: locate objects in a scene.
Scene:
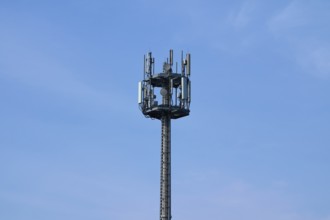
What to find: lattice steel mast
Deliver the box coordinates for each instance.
[138,50,191,220]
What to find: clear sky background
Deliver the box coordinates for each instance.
[1,0,330,219]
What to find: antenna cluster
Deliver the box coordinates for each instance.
[138,50,191,119]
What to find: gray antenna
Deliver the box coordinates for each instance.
[138,50,192,220]
[181,51,185,76]
[186,53,191,76]
[146,52,154,77]
[169,49,173,66]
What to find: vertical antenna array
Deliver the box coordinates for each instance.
[138,50,192,220]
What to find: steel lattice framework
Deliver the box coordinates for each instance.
[138,50,191,220]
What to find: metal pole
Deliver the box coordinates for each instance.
[160,85,171,220]
[160,115,171,220]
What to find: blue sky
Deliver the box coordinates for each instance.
[1,0,330,219]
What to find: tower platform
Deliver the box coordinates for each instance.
[142,105,190,120]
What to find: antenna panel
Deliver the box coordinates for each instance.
[186,53,191,76]
[181,77,188,100]
[138,81,143,104]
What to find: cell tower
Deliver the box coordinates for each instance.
[138,50,191,220]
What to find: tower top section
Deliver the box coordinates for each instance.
[138,50,191,120]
